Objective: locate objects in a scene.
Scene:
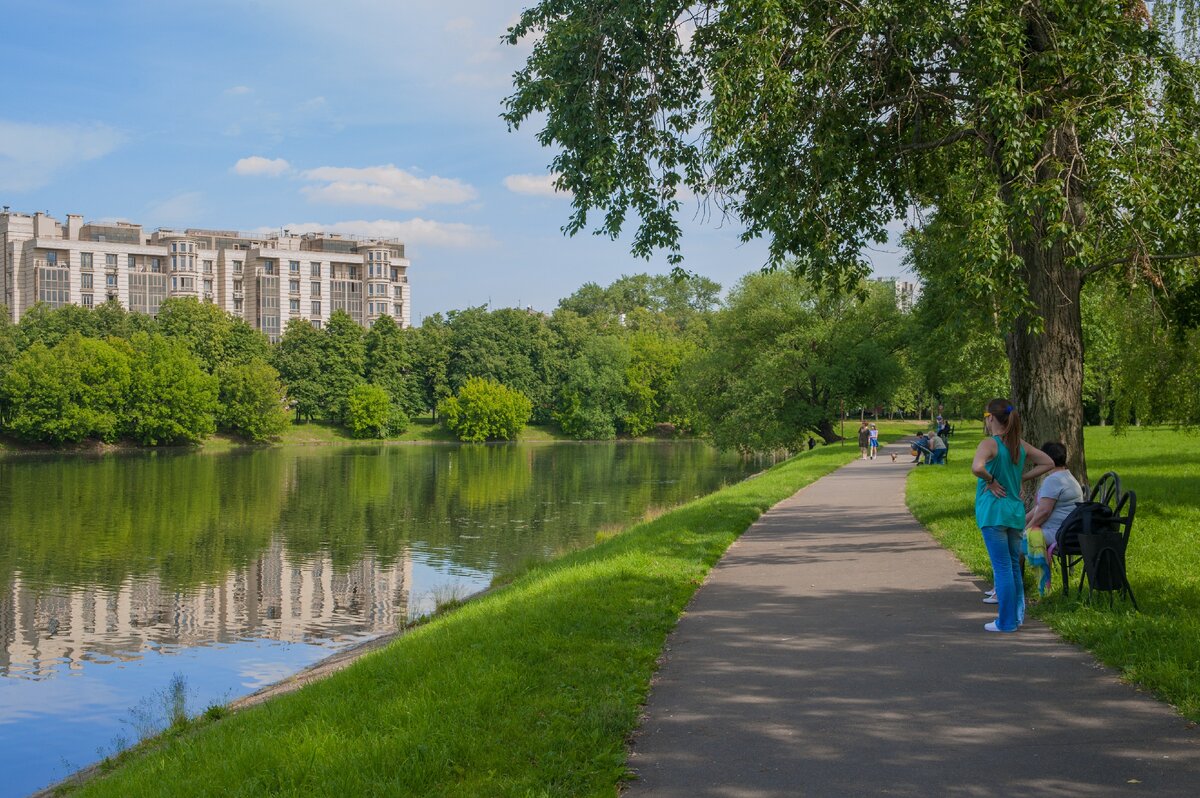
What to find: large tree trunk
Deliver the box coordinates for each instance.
[1006,240,1088,484]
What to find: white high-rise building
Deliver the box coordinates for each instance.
[0,209,411,340]
[870,276,922,313]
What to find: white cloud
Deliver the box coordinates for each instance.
[300,164,477,210]
[503,173,568,199]
[0,121,124,191]
[224,85,254,96]
[298,96,326,112]
[233,156,292,177]
[268,218,494,249]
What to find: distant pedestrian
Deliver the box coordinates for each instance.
[858,421,870,460]
[807,436,817,451]
[971,399,1054,633]
[868,424,879,459]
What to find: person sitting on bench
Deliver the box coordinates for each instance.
[1024,441,1084,560]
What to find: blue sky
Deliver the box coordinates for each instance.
[0,0,907,321]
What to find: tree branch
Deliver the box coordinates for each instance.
[896,127,979,153]
[1082,251,1200,277]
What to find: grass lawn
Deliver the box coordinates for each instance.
[907,424,1200,720]
[67,426,919,797]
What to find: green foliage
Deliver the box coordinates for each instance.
[156,297,268,373]
[410,313,452,418]
[438,377,532,442]
[216,360,290,442]
[321,311,366,422]
[365,315,423,417]
[446,306,556,423]
[274,318,325,422]
[124,332,218,445]
[344,383,395,439]
[554,335,629,440]
[684,273,904,451]
[2,334,131,443]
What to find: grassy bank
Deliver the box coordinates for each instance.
[66,426,917,797]
[907,425,1200,720]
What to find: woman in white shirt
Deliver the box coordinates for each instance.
[1025,441,1084,553]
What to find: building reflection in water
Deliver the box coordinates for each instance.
[0,539,411,680]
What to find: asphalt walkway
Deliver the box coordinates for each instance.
[627,440,1200,797]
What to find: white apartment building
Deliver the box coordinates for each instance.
[0,208,412,340]
[870,275,922,313]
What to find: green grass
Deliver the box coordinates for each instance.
[907,425,1200,720]
[68,426,919,797]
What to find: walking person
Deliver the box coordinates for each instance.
[971,399,1054,632]
[868,423,879,460]
[858,421,870,460]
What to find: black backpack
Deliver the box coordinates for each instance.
[1055,501,1120,552]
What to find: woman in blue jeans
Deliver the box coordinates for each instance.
[970,399,1054,632]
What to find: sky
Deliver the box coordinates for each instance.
[0,0,909,322]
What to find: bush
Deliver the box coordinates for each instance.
[345,384,394,439]
[438,377,532,442]
[124,332,218,445]
[217,360,291,441]
[1,334,131,443]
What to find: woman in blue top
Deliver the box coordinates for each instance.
[970,399,1054,632]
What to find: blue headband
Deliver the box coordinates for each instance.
[1005,405,1013,413]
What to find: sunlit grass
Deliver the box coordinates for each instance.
[907,425,1200,720]
[71,427,919,796]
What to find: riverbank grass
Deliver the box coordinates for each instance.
[70,426,918,797]
[907,425,1200,720]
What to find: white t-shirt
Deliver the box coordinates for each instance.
[1038,470,1084,546]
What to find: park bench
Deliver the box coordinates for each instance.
[1053,471,1138,610]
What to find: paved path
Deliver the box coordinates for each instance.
[627,440,1200,797]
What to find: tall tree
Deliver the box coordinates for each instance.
[505,1,1200,476]
[274,319,325,422]
[321,310,366,422]
[365,315,423,416]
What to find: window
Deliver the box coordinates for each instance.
[203,279,213,293]
[310,262,321,277]
[38,266,70,308]
[393,303,402,317]
[289,279,300,294]
[81,252,94,270]
[310,319,322,329]
[171,255,178,271]
[348,266,358,280]
[394,285,402,298]
[81,273,94,289]
[289,298,300,311]
[82,294,94,308]
[233,260,243,274]
[311,301,322,316]
[105,253,117,268]
[204,260,213,274]
[263,260,275,275]
[151,258,162,273]
[234,279,243,293]
[171,243,178,252]
[106,274,118,288]
[180,277,194,291]
[129,272,168,316]
[289,260,300,273]
[310,281,321,296]
[128,255,136,269]
[234,298,243,311]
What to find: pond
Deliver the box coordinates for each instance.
[0,441,760,797]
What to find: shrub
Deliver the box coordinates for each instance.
[346,384,394,439]
[124,332,218,445]
[438,377,532,442]
[217,360,290,441]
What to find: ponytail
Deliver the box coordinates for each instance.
[987,398,1022,464]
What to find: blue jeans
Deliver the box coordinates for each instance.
[981,525,1025,631]
[929,448,946,465]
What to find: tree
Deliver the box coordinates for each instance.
[217,360,291,441]
[438,377,532,442]
[505,1,1200,477]
[2,334,131,443]
[365,315,422,416]
[344,383,395,439]
[320,310,366,422]
[274,319,325,422]
[683,273,904,452]
[124,332,218,445]
[156,297,236,373]
[554,335,630,439]
[446,306,556,422]
[411,313,452,419]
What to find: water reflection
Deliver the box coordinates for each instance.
[1,540,411,680]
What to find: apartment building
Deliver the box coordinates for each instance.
[0,208,412,340]
[870,276,922,313]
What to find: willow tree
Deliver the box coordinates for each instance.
[504,1,1200,476]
